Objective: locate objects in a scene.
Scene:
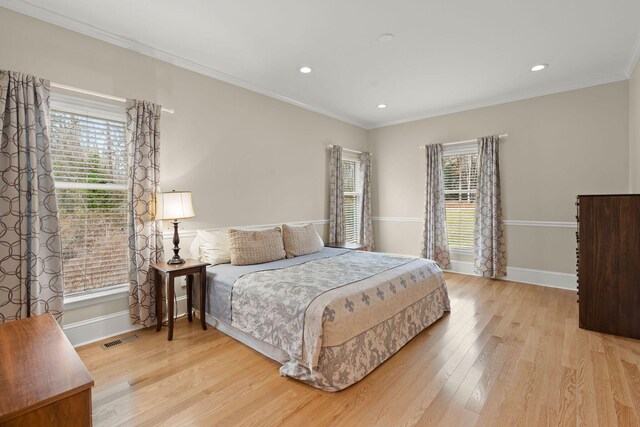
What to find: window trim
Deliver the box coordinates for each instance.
[51,92,130,301]
[443,143,478,251]
[51,93,124,122]
[63,283,129,309]
[443,145,477,156]
[450,247,475,255]
[341,152,362,244]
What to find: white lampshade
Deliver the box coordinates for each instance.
[155,191,195,220]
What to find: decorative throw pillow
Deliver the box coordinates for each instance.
[282,223,324,258]
[228,227,286,266]
[197,229,231,265]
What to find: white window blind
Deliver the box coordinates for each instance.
[50,104,129,295]
[342,158,361,244]
[443,151,478,250]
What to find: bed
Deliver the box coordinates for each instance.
[202,247,450,391]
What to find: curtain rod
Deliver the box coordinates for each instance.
[419,133,508,149]
[327,145,372,156]
[50,82,175,114]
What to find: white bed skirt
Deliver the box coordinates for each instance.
[204,312,290,364]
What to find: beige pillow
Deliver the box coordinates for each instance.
[282,223,324,258]
[197,229,231,265]
[228,227,286,266]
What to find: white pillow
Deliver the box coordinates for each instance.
[189,235,202,261]
[197,229,231,265]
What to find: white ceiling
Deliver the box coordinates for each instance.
[3,0,640,128]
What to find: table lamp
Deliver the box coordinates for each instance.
[155,190,195,264]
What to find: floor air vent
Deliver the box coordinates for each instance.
[101,334,141,350]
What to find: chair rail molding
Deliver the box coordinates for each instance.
[372,216,576,228]
[163,219,329,239]
[503,220,577,228]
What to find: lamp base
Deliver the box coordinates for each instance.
[168,220,185,264]
[167,256,185,265]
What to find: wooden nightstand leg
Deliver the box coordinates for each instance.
[199,267,207,330]
[186,274,194,322]
[155,269,162,332]
[167,272,175,341]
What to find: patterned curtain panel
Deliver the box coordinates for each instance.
[421,144,450,269]
[359,152,375,250]
[127,100,163,327]
[0,70,63,323]
[474,135,506,278]
[329,145,345,243]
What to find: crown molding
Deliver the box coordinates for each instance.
[371,73,628,129]
[0,0,370,129]
[625,30,640,78]
[1,0,635,130]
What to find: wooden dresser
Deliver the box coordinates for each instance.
[576,194,640,340]
[0,314,94,426]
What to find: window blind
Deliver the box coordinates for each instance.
[342,159,361,244]
[50,109,129,294]
[443,152,478,249]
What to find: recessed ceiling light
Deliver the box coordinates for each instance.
[530,64,548,72]
[378,33,395,43]
[299,66,312,74]
[377,104,387,109]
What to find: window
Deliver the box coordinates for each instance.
[342,156,362,244]
[50,96,129,295]
[443,149,478,250]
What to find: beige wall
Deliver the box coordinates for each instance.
[0,9,368,228]
[630,59,640,192]
[0,7,634,332]
[0,9,368,327]
[369,82,630,275]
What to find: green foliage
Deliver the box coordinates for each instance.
[85,154,123,210]
[342,159,356,192]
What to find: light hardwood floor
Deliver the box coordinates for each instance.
[76,273,640,426]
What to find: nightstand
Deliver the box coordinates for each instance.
[150,259,210,341]
[325,241,369,251]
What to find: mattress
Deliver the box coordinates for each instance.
[203,248,450,391]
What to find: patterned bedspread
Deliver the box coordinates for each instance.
[230,250,450,391]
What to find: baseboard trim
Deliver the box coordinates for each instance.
[447,260,577,290]
[63,296,188,347]
[63,310,143,348]
[447,260,478,275]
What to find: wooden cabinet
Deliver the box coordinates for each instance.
[0,314,94,426]
[576,195,640,340]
